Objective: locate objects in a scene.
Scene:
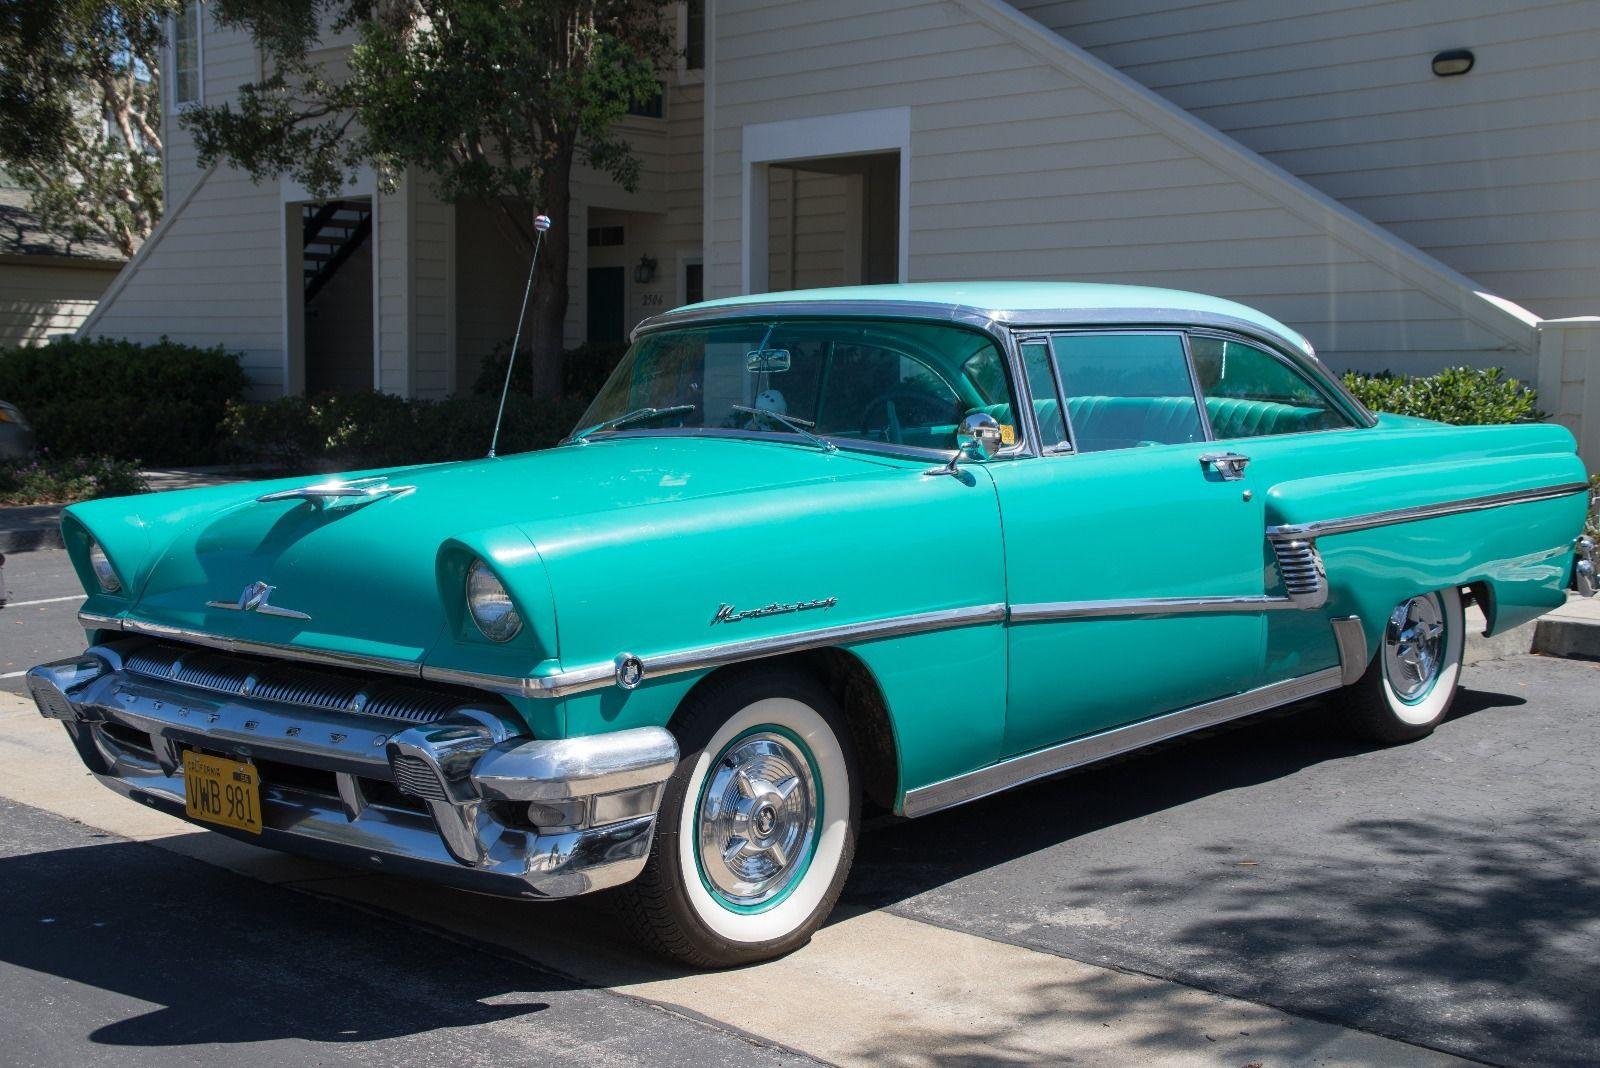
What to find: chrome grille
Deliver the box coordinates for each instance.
[248,665,363,712]
[391,755,448,800]
[120,641,475,725]
[1272,538,1324,598]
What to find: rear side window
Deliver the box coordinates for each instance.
[1190,337,1353,439]
[1050,333,1205,453]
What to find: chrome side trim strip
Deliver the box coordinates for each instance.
[1330,616,1369,686]
[427,603,1011,699]
[1267,482,1591,541]
[901,665,1344,818]
[1010,594,1298,622]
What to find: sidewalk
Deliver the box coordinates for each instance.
[0,465,266,553]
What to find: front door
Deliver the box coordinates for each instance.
[991,332,1269,757]
[587,266,626,343]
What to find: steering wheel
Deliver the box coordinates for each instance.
[859,386,957,445]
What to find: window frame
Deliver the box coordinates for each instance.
[1185,328,1360,440]
[1014,325,1367,458]
[168,2,204,111]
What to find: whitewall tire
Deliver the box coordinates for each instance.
[617,666,859,966]
[1345,586,1465,744]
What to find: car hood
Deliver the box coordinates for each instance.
[87,436,900,667]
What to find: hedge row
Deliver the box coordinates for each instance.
[220,391,591,469]
[0,337,248,465]
[1343,366,1541,426]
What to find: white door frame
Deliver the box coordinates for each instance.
[279,168,379,396]
[739,107,910,294]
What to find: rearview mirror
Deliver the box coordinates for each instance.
[745,349,791,374]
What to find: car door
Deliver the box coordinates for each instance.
[1185,332,1365,685]
[987,331,1269,758]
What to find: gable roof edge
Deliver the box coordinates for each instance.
[952,0,1540,351]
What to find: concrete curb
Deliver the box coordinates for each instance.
[1533,617,1600,660]
[0,527,64,554]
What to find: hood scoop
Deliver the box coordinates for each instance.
[256,475,416,510]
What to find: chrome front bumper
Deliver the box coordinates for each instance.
[26,644,678,899]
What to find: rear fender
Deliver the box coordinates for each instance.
[1266,452,1590,659]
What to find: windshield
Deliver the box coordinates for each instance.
[572,318,1020,454]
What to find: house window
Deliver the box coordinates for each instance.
[685,0,705,70]
[684,262,703,306]
[588,225,625,247]
[171,2,203,107]
[627,82,665,120]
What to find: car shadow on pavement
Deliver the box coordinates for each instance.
[841,685,1523,912]
[0,827,564,1047]
[839,681,1600,1068]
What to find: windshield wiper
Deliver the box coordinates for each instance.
[567,404,696,444]
[730,404,837,452]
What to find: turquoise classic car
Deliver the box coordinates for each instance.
[28,282,1597,966]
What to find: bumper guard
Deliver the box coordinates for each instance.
[26,646,678,899]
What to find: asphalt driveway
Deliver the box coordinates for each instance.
[2,546,1596,1065]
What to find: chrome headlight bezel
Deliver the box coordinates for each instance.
[465,558,522,643]
[86,538,123,594]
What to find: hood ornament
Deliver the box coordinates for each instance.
[257,476,414,509]
[206,580,311,621]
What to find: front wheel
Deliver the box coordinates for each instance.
[1344,586,1465,744]
[617,667,859,967]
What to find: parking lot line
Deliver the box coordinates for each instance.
[0,690,1468,1068]
[1,595,84,609]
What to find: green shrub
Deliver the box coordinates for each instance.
[470,339,629,401]
[0,337,249,465]
[223,392,589,470]
[1342,366,1542,425]
[0,454,147,506]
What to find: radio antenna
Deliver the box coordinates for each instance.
[488,212,552,458]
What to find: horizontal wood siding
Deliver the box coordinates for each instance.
[83,165,284,394]
[710,0,1537,377]
[1012,0,1600,321]
[0,262,121,347]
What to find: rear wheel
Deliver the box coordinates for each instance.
[617,667,859,967]
[1344,586,1464,744]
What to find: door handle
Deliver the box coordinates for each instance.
[1199,452,1251,481]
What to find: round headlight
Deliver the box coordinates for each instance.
[466,559,521,642]
[87,539,122,594]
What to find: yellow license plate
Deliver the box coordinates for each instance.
[183,750,262,835]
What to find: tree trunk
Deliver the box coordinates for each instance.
[527,139,576,400]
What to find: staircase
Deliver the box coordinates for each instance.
[302,200,372,302]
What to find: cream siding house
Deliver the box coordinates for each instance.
[79,0,1600,457]
[0,186,126,348]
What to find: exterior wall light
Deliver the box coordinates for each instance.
[633,255,658,284]
[1432,49,1474,77]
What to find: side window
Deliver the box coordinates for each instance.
[1190,337,1353,439]
[171,2,203,108]
[1019,340,1068,449]
[1050,333,1204,453]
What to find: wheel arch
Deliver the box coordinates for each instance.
[673,647,902,813]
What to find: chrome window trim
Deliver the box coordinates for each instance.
[1185,327,1372,433]
[901,663,1347,818]
[1179,330,1217,441]
[599,312,1034,461]
[1046,328,1212,452]
[1013,333,1073,454]
[1266,482,1592,541]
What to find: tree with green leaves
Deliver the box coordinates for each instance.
[0,0,176,257]
[187,0,673,399]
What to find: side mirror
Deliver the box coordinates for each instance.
[955,412,1004,462]
[930,412,1004,478]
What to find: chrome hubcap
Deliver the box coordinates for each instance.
[1384,594,1446,701]
[697,732,818,908]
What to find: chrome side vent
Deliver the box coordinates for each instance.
[391,755,448,800]
[1271,537,1327,608]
